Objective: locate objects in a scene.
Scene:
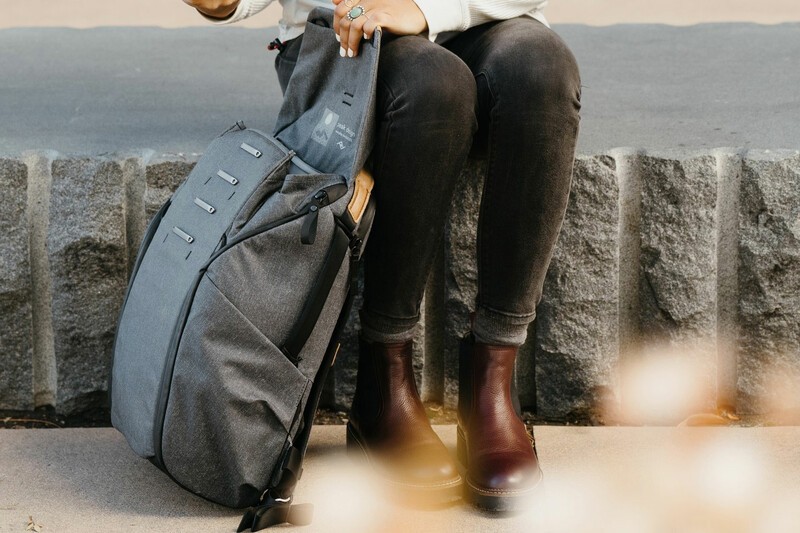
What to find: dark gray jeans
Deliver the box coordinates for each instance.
[275,16,581,346]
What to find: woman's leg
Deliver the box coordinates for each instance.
[441,17,582,510]
[443,17,582,347]
[358,34,478,343]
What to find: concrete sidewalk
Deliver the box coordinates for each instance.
[2,426,800,532]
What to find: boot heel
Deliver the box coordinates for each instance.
[456,426,468,468]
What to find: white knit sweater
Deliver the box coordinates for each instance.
[198,0,549,43]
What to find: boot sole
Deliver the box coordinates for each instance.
[456,426,543,513]
[345,422,463,506]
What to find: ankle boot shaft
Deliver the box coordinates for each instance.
[458,332,523,430]
[457,332,474,430]
[350,333,412,427]
[350,332,430,445]
[348,331,462,498]
[350,338,438,447]
[459,338,522,437]
[457,328,542,510]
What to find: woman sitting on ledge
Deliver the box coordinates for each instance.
[183,0,581,511]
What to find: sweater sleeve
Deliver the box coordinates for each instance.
[412,0,547,36]
[195,0,276,25]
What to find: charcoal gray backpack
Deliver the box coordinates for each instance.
[108,8,380,530]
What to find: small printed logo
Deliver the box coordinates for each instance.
[311,108,339,147]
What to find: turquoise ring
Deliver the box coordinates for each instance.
[346,5,365,21]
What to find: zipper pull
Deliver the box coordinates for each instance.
[218,121,246,137]
[299,190,328,245]
[301,205,318,245]
[313,189,328,204]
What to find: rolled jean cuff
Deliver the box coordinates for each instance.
[358,307,420,344]
[472,304,535,347]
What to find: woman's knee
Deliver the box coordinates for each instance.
[377,35,478,129]
[482,19,581,110]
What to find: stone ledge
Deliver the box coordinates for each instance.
[1,148,798,421]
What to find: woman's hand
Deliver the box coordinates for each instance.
[331,0,428,57]
[182,0,240,20]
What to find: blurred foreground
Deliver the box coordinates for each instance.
[2,425,799,532]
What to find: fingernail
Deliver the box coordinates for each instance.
[347,48,354,57]
[339,46,346,57]
[335,34,340,42]
[363,32,368,40]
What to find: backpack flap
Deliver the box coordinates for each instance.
[272,7,381,184]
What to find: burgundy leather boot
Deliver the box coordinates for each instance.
[347,332,462,503]
[457,330,543,511]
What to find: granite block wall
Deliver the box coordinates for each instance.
[2,149,798,421]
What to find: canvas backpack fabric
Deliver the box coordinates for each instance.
[108,7,381,529]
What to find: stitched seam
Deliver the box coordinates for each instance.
[362,307,421,322]
[478,303,537,319]
[382,476,463,489]
[370,76,399,190]
[475,69,497,311]
[466,477,541,495]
